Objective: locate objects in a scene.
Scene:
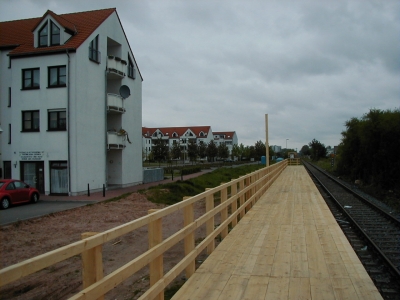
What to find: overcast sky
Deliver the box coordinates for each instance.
[1,0,399,151]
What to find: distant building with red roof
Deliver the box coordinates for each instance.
[0,8,143,195]
[142,126,238,161]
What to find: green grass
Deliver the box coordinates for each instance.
[140,164,265,205]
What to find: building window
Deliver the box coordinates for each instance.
[89,35,100,63]
[22,68,40,89]
[128,56,135,79]
[50,21,60,46]
[8,87,11,107]
[3,161,12,179]
[48,66,66,87]
[22,110,40,132]
[8,124,11,144]
[48,110,66,131]
[39,23,48,47]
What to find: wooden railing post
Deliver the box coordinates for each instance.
[231,180,238,228]
[220,183,228,239]
[81,232,104,300]
[183,197,195,278]
[148,209,163,300]
[205,188,215,255]
[239,177,245,219]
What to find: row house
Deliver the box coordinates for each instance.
[0,8,143,195]
[142,126,238,160]
[142,126,214,160]
[213,131,238,156]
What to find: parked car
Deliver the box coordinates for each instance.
[0,179,40,209]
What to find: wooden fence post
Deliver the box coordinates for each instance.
[205,188,215,255]
[231,180,238,228]
[220,183,228,239]
[148,209,163,300]
[183,197,195,278]
[239,177,245,219]
[81,232,104,300]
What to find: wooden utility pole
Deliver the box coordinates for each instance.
[265,114,269,166]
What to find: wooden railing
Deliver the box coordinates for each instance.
[288,158,301,165]
[0,160,287,300]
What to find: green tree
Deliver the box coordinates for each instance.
[206,140,218,162]
[248,145,256,160]
[217,142,229,159]
[187,140,199,163]
[300,145,311,156]
[308,139,327,161]
[198,141,207,160]
[337,108,400,189]
[170,142,181,161]
[254,140,266,161]
[231,144,240,160]
[152,138,169,165]
[239,143,245,160]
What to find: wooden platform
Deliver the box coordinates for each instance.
[172,166,382,300]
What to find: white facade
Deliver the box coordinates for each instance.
[213,131,239,156]
[0,9,143,195]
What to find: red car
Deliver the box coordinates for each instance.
[0,179,40,209]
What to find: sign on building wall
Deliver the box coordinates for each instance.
[19,151,45,161]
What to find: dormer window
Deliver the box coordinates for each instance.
[39,23,48,47]
[38,21,60,47]
[51,22,60,45]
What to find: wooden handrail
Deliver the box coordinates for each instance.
[0,160,288,299]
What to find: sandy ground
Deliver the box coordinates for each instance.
[0,192,209,300]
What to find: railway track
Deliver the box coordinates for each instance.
[303,161,400,299]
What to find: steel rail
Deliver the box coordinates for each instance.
[303,161,400,280]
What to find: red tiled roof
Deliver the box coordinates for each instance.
[0,8,115,56]
[142,126,212,138]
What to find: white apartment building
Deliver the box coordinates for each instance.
[142,126,215,160]
[0,8,143,195]
[213,131,238,155]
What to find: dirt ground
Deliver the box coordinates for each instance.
[0,192,209,300]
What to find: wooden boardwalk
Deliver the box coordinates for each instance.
[172,166,382,300]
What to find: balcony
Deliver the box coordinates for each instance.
[107,93,125,113]
[107,56,126,79]
[107,131,126,149]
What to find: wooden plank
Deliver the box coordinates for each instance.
[331,277,360,300]
[218,274,249,300]
[310,278,335,300]
[242,276,269,300]
[289,277,311,300]
[264,277,289,300]
[351,278,384,300]
[191,273,230,299]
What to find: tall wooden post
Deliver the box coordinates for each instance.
[148,209,163,300]
[81,232,104,300]
[265,114,269,166]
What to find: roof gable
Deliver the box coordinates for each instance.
[0,8,115,56]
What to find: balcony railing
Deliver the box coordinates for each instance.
[107,93,125,113]
[107,132,126,149]
[107,56,126,78]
